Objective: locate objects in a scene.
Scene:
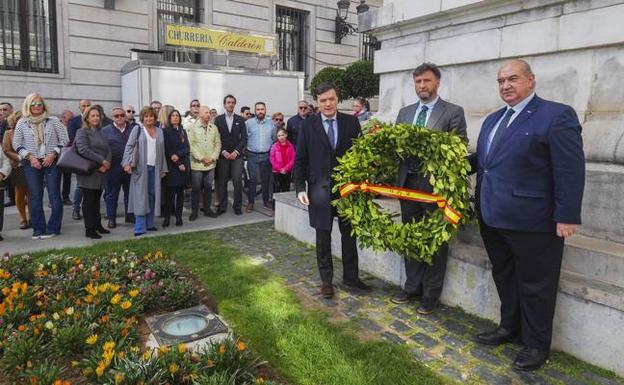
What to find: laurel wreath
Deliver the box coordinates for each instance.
[332,120,472,263]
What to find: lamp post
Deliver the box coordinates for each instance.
[335,0,369,44]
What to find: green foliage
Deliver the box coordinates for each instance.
[332,119,473,263]
[22,359,67,385]
[161,278,199,311]
[309,67,346,100]
[343,60,379,99]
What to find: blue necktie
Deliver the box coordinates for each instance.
[487,108,515,155]
[326,119,336,150]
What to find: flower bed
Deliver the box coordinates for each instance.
[0,251,280,385]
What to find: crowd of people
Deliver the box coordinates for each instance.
[0,92,371,241]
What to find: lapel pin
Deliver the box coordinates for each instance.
[526,110,532,114]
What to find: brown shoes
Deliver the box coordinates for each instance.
[245,203,254,213]
[320,282,334,299]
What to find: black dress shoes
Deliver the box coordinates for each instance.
[342,278,372,291]
[216,209,227,216]
[189,212,198,221]
[513,347,549,371]
[391,290,422,304]
[320,282,334,299]
[475,327,518,346]
[416,297,438,315]
[72,210,82,220]
[96,227,111,234]
[86,230,102,239]
[162,217,170,227]
[205,210,218,218]
[175,216,183,226]
[234,208,242,215]
[107,219,116,229]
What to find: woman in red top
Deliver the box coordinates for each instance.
[269,128,295,194]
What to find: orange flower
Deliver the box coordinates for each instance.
[236,341,246,351]
[18,324,26,332]
[218,344,226,354]
[207,359,215,368]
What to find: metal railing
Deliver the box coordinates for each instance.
[361,33,380,62]
[275,6,308,82]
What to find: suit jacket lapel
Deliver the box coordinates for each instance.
[487,96,541,161]
[407,103,419,124]
[314,115,332,151]
[427,100,446,129]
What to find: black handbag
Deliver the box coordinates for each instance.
[57,145,98,175]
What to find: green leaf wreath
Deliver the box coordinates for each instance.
[332,120,473,263]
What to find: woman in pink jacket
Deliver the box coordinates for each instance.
[269,128,295,194]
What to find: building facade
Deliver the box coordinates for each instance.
[358,0,624,375]
[0,0,381,114]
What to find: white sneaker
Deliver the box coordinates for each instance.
[40,233,56,240]
[32,234,41,240]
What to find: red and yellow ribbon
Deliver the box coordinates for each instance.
[339,182,462,225]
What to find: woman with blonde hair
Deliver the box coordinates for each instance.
[122,106,168,236]
[2,111,30,229]
[75,105,112,239]
[12,93,68,239]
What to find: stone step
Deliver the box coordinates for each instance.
[559,270,624,312]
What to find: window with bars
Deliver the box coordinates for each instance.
[0,0,58,73]
[361,33,380,62]
[275,6,308,81]
[157,0,200,63]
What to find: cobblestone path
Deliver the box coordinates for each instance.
[210,222,623,385]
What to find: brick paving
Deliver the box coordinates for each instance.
[209,222,624,385]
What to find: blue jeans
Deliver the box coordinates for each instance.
[104,163,131,218]
[72,185,82,212]
[24,162,63,236]
[134,166,155,234]
[247,151,271,205]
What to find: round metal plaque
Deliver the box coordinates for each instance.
[161,314,208,336]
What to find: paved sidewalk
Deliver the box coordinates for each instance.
[209,222,624,385]
[0,200,273,255]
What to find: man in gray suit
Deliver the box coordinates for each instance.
[391,62,468,314]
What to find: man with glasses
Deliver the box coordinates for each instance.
[67,99,92,218]
[102,107,134,228]
[125,105,136,125]
[183,99,200,127]
[286,100,309,148]
[240,106,252,121]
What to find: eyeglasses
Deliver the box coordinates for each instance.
[113,114,125,118]
[30,102,44,107]
[126,110,135,113]
[273,118,283,121]
[298,106,308,110]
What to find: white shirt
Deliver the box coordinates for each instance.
[412,96,439,126]
[225,112,234,132]
[144,126,156,166]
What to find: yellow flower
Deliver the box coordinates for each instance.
[117,351,125,359]
[207,359,215,368]
[177,343,186,354]
[0,268,11,279]
[86,334,98,345]
[236,341,246,351]
[120,300,132,310]
[256,377,265,384]
[157,345,170,356]
[52,312,60,320]
[169,363,179,374]
[110,284,120,293]
[114,373,124,385]
[98,283,110,293]
[110,294,122,305]
[85,283,98,296]
[142,350,153,361]
[102,350,114,365]
[103,340,116,352]
[65,307,74,315]
[130,345,139,353]
[218,344,226,354]
[95,363,106,377]
[128,289,139,298]
[44,321,54,330]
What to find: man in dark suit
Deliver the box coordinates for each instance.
[214,94,247,215]
[294,82,371,299]
[471,59,585,371]
[391,63,467,315]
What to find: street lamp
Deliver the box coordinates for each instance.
[335,0,369,44]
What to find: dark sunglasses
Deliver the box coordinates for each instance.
[126,109,135,113]
[298,106,308,110]
[113,114,125,118]
[273,118,283,121]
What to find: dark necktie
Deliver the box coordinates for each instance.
[326,119,336,150]
[415,105,429,126]
[487,108,515,155]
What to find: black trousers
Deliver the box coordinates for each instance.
[479,219,564,350]
[165,185,185,218]
[0,189,4,232]
[82,188,103,233]
[315,216,359,284]
[61,171,72,200]
[216,157,243,212]
[400,175,449,300]
[273,172,291,193]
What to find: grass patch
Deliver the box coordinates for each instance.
[28,230,447,385]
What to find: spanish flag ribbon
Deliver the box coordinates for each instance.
[339,182,462,225]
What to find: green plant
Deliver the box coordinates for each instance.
[343,60,379,99]
[22,359,67,385]
[162,278,198,311]
[0,333,45,374]
[309,67,346,100]
[50,321,91,356]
